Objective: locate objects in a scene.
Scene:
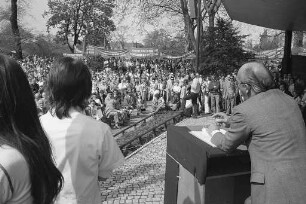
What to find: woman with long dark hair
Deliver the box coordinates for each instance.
[0,54,63,204]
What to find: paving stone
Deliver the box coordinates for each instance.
[100,116,214,203]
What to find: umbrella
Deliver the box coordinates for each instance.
[222,0,306,31]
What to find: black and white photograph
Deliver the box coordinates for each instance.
[0,0,306,203]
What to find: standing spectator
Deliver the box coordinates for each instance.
[40,57,124,204]
[219,74,226,111]
[190,73,201,117]
[180,79,188,110]
[139,78,148,106]
[172,80,181,95]
[203,76,211,114]
[166,75,174,103]
[208,75,221,113]
[225,76,236,115]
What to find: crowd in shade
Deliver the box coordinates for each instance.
[19,55,306,128]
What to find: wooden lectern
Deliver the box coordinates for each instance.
[164,126,251,204]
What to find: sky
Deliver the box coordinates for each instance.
[0,0,266,44]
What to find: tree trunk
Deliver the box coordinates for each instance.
[180,0,196,51]
[67,36,74,53]
[10,0,23,59]
[82,35,87,54]
[208,12,215,28]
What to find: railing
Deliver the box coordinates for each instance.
[114,110,184,156]
[113,111,157,138]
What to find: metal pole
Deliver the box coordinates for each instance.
[196,0,202,72]
[281,30,292,75]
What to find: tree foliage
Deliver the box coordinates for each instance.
[0,22,70,57]
[199,18,254,74]
[0,0,32,59]
[138,0,221,52]
[143,29,186,56]
[45,0,116,53]
[110,25,130,50]
[253,30,284,52]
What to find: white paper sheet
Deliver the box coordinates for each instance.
[189,128,227,148]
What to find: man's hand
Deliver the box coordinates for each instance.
[212,112,230,127]
[207,123,220,136]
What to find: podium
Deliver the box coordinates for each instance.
[164,126,251,204]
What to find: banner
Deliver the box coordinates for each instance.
[63,53,84,59]
[160,51,196,60]
[86,46,128,58]
[130,48,159,58]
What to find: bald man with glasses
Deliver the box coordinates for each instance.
[208,62,306,204]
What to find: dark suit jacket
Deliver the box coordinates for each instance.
[212,89,306,204]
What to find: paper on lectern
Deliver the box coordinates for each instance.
[189,128,227,148]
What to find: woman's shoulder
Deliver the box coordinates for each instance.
[0,145,32,203]
[0,145,27,169]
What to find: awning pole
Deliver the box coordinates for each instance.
[281,30,292,75]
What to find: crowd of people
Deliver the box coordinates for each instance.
[18,55,306,127]
[1,53,306,204]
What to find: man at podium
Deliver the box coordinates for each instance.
[209,62,306,204]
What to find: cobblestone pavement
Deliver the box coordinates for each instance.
[100,115,214,204]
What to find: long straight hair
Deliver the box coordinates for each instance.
[0,55,63,204]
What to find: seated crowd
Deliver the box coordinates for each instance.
[20,55,306,128]
[2,53,306,204]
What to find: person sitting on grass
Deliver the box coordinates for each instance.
[152,92,166,112]
[86,99,103,121]
[104,92,121,128]
[122,89,136,110]
[168,91,180,111]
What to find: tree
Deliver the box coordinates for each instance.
[253,30,282,51]
[203,0,221,28]
[10,0,23,59]
[45,0,116,53]
[293,31,304,48]
[110,25,130,50]
[143,29,186,56]
[1,0,31,59]
[138,0,221,52]
[200,18,254,74]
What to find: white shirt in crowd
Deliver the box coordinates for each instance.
[191,77,201,94]
[172,84,181,93]
[40,108,125,204]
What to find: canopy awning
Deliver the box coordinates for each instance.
[222,0,306,31]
